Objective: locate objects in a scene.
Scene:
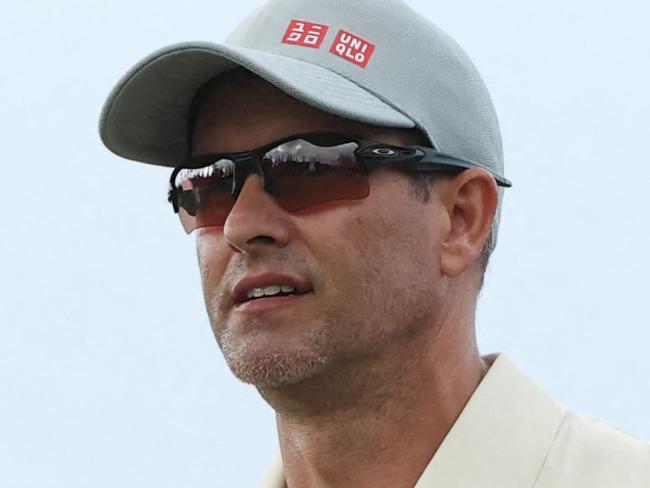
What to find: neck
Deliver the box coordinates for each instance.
[259,312,490,488]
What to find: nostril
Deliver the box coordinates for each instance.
[246,235,276,246]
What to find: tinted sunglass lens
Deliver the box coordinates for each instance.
[173,159,236,233]
[262,138,369,211]
[172,136,372,233]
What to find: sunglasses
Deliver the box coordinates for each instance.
[167,132,512,234]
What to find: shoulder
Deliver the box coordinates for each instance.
[534,410,650,487]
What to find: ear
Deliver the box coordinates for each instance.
[439,168,498,279]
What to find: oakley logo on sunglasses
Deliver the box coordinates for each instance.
[372,148,398,156]
[330,30,376,68]
[282,20,330,48]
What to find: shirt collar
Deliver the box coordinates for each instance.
[257,353,566,488]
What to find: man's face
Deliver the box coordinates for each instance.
[192,76,450,389]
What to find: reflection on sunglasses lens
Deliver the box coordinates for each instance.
[173,138,370,233]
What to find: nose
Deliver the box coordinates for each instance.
[223,174,292,253]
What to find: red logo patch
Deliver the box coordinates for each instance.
[282,20,330,49]
[329,30,376,68]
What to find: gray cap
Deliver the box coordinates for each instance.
[99,0,508,250]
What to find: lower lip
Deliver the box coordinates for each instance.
[234,292,313,313]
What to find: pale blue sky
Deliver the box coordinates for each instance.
[1,1,649,487]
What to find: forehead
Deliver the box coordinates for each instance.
[190,71,426,154]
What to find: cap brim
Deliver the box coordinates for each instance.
[99,42,415,167]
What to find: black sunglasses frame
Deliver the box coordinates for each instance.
[167,132,512,215]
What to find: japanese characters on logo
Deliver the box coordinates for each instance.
[282,20,330,48]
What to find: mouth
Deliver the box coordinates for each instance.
[234,290,314,313]
[232,273,315,313]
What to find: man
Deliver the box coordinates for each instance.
[99,0,649,486]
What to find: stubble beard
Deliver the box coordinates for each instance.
[204,265,439,392]
[211,313,341,389]
[208,299,396,392]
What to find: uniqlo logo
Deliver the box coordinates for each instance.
[329,30,376,68]
[282,20,329,48]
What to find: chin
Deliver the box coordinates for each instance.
[217,325,334,389]
[226,347,330,389]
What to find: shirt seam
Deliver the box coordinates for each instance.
[530,409,568,488]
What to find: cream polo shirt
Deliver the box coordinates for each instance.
[256,353,650,488]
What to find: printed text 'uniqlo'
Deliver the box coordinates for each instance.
[330,30,376,68]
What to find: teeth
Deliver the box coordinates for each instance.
[246,285,297,300]
[263,286,281,296]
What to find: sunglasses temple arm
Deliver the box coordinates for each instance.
[413,150,513,188]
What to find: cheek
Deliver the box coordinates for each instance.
[302,196,440,310]
[362,212,438,288]
[195,230,230,299]
[353,180,441,274]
